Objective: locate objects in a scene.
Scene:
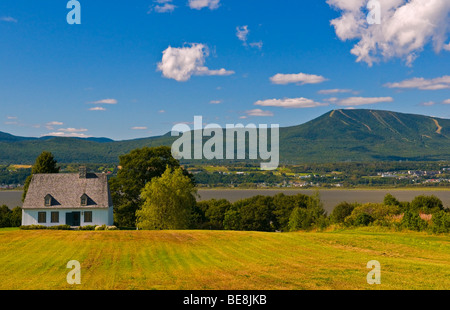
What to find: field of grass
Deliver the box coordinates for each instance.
[0,228,449,290]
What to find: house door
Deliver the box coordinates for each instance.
[72,212,80,226]
[66,212,73,226]
[65,212,81,226]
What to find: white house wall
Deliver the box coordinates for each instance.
[22,207,113,227]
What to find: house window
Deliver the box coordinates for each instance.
[81,194,88,206]
[51,212,59,223]
[38,212,46,223]
[84,211,92,223]
[44,195,52,207]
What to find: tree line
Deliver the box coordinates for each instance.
[3,147,448,234]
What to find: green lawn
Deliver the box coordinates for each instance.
[0,228,449,290]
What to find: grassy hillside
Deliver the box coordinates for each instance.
[0,228,449,290]
[1,109,450,164]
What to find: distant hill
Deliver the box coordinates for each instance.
[1,109,449,164]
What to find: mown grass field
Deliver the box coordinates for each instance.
[0,228,449,290]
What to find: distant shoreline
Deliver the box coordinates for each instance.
[196,187,450,191]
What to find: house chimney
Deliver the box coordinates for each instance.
[79,166,87,178]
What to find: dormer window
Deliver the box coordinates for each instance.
[80,194,88,206]
[44,194,52,207]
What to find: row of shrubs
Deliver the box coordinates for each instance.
[19,224,118,230]
[327,194,450,233]
[193,193,450,234]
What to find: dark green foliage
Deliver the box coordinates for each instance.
[79,225,97,230]
[0,205,21,227]
[330,202,357,224]
[287,193,327,231]
[0,205,11,227]
[10,207,22,227]
[223,208,242,231]
[430,211,450,234]
[22,151,60,202]
[401,210,428,231]
[410,195,444,213]
[235,196,276,232]
[20,225,47,230]
[272,193,309,231]
[47,225,71,230]
[109,146,190,227]
[354,213,375,226]
[196,199,232,230]
[20,224,71,230]
[384,193,400,206]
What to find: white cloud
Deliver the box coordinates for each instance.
[158,110,166,113]
[44,128,91,138]
[209,100,222,104]
[327,0,450,66]
[188,0,220,10]
[236,26,263,50]
[131,126,148,130]
[318,88,356,94]
[89,107,106,111]
[0,16,17,23]
[270,73,328,85]
[90,99,118,104]
[45,121,64,130]
[44,132,92,138]
[245,109,274,117]
[442,99,450,104]
[249,41,263,50]
[255,97,327,108]
[421,101,436,106]
[157,43,234,82]
[6,116,17,120]
[46,121,63,126]
[236,26,250,45]
[57,128,88,133]
[150,0,176,13]
[336,96,394,106]
[384,75,450,90]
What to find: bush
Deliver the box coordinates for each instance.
[344,203,400,227]
[272,193,309,232]
[288,192,328,231]
[197,199,232,230]
[106,225,118,230]
[79,225,97,230]
[430,211,450,234]
[384,193,400,206]
[401,210,428,231]
[330,202,358,224]
[20,224,71,230]
[95,225,106,230]
[223,209,242,231]
[410,195,444,214]
[20,225,47,230]
[354,213,374,226]
[48,225,71,230]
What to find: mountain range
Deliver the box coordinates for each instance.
[1,109,449,165]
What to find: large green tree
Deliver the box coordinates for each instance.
[110,146,192,227]
[136,166,197,230]
[22,151,60,202]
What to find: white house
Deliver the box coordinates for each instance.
[22,167,114,227]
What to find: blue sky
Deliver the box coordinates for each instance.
[0,0,449,140]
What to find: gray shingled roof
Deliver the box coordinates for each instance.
[23,173,112,209]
